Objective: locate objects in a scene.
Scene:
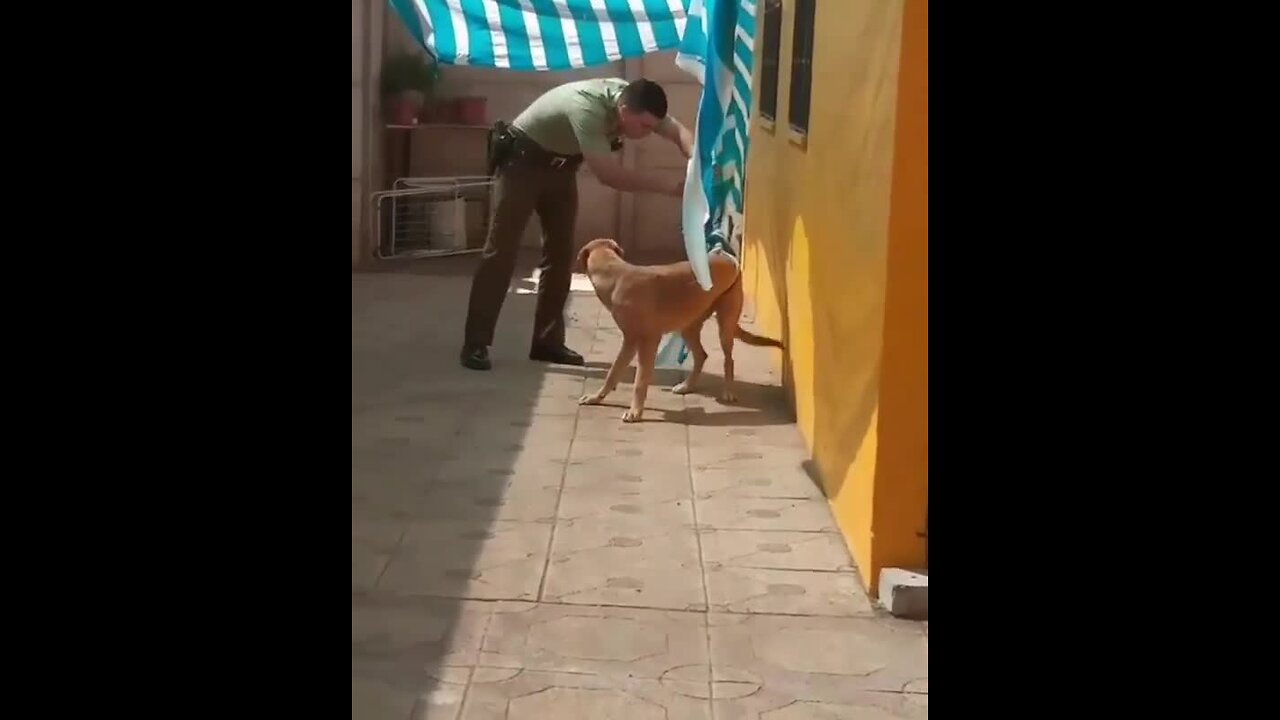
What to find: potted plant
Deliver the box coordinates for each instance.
[380,50,437,125]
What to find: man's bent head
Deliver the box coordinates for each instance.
[617,79,669,139]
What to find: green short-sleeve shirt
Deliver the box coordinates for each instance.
[512,78,627,156]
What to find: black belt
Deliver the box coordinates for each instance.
[489,122,583,173]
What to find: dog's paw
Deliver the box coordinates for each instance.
[621,409,643,423]
[719,390,738,404]
[670,381,694,395]
[578,394,603,406]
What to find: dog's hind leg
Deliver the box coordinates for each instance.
[670,324,708,395]
[715,285,745,404]
[624,336,660,423]
[579,337,636,406]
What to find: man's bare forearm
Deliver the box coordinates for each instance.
[674,121,694,159]
[612,168,675,194]
[587,157,680,195]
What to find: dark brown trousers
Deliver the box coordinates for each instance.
[463,153,579,349]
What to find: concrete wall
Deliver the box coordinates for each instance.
[352,0,364,268]
[352,0,385,268]
[741,0,928,594]
[877,0,928,579]
[378,17,698,259]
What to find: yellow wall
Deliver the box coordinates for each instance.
[743,0,928,593]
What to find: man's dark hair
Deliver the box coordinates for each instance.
[619,79,668,119]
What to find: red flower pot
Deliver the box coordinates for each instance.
[455,96,487,126]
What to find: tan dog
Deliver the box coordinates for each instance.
[575,238,783,422]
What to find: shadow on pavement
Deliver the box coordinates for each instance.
[352,252,584,719]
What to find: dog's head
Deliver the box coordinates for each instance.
[576,238,624,272]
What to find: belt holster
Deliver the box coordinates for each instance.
[488,120,515,175]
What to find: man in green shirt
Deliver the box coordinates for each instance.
[461,78,694,371]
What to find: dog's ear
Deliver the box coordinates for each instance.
[576,243,593,273]
[607,239,624,257]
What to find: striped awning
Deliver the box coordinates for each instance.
[388,0,692,71]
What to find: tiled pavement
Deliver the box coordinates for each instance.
[352,257,928,719]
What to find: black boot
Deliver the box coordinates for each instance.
[460,344,492,371]
[529,344,584,366]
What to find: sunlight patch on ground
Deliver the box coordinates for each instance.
[514,268,595,294]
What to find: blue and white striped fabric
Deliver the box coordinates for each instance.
[655,0,754,368]
[388,0,691,71]
[673,0,754,290]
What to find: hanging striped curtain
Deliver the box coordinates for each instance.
[384,0,756,298]
[673,0,754,290]
[387,0,692,71]
[657,0,754,366]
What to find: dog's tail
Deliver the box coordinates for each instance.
[735,325,785,349]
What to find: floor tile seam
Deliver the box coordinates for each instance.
[352,593,893,622]
[359,519,844,534]
[534,309,593,602]
[684,417,716,710]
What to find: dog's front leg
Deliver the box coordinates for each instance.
[579,339,636,406]
[624,338,659,423]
